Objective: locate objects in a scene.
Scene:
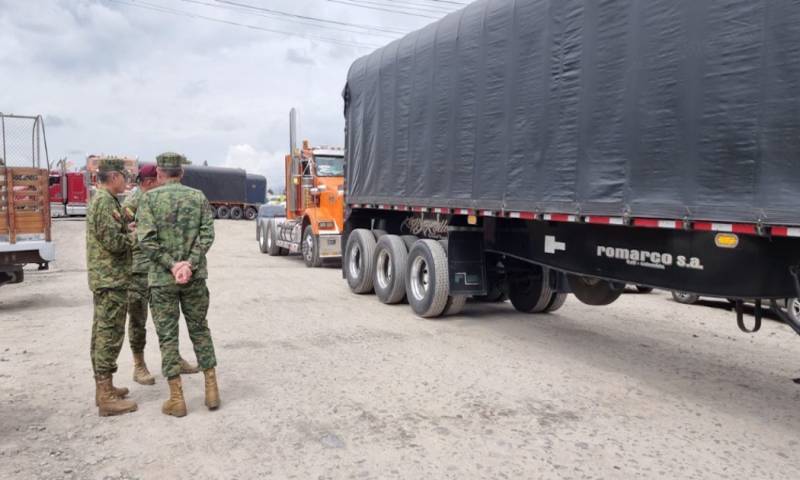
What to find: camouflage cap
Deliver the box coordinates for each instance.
[98,157,126,173]
[156,152,188,168]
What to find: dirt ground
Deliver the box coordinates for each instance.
[1,219,799,480]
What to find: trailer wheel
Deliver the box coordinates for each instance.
[788,298,800,324]
[302,226,322,268]
[244,207,258,221]
[508,269,554,313]
[443,294,467,316]
[635,285,654,294]
[266,221,282,256]
[405,239,450,318]
[671,291,700,304]
[401,235,418,251]
[373,235,408,304]
[210,206,218,219]
[230,206,244,220]
[216,205,230,219]
[258,223,269,254]
[568,275,624,306]
[474,285,507,303]
[544,292,568,312]
[345,229,377,293]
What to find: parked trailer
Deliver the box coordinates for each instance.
[0,113,55,287]
[341,0,800,334]
[180,165,265,220]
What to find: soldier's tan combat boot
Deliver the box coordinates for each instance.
[179,357,199,374]
[95,375,137,417]
[132,352,155,385]
[162,376,188,417]
[94,375,130,407]
[203,368,220,410]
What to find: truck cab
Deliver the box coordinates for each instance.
[260,134,345,267]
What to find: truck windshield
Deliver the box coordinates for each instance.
[315,155,344,177]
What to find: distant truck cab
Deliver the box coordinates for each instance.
[259,109,344,267]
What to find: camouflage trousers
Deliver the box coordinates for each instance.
[90,288,127,375]
[150,279,217,378]
[127,273,149,354]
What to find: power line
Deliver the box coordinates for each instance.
[212,0,407,35]
[327,0,440,19]
[356,0,458,14]
[106,0,382,49]
[176,0,401,38]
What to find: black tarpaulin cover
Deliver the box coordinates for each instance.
[344,0,800,225]
[181,165,247,203]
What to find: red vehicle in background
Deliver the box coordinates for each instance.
[49,155,137,217]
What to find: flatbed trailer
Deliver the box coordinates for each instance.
[340,0,800,334]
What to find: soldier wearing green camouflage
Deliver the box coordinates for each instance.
[86,157,138,417]
[137,152,220,417]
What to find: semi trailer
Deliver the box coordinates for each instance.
[341,0,800,335]
[258,109,345,267]
[181,165,266,220]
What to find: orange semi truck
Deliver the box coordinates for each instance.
[258,109,344,267]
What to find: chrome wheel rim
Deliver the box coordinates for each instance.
[409,256,429,301]
[348,244,362,279]
[376,250,392,290]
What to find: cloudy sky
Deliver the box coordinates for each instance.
[0,0,462,190]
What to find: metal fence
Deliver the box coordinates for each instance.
[0,113,49,169]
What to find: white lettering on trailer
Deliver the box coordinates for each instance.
[544,236,566,254]
[597,245,703,271]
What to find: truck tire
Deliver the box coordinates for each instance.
[788,298,800,324]
[216,205,230,219]
[474,285,507,303]
[568,275,624,306]
[373,235,408,304]
[372,229,388,240]
[544,292,568,312]
[302,225,322,268]
[443,294,467,316]
[258,223,269,254]
[210,205,218,219]
[635,285,654,294]
[266,221,282,256]
[345,229,377,293]
[405,239,450,318]
[508,269,554,313]
[244,206,258,221]
[671,291,700,304]
[401,235,418,251]
[230,206,244,220]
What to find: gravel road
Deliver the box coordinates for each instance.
[2,219,799,480]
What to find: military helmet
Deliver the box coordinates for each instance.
[98,157,126,173]
[156,152,188,168]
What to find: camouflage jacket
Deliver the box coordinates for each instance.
[86,188,131,292]
[122,189,149,274]
[137,181,215,287]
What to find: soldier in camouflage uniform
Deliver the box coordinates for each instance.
[86,158,138,417]
[122,164,199,386]
[137,152,220,417]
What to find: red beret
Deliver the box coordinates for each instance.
[138,163,157,179]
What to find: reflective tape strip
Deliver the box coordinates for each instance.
[454,208,474,215]
[633,218,684,230]
[393,205,409,211]
[542,213,576,222]
[432,207,451,214]
[694,222,757,235]
[772,226,800,237]
[479,210,495,216]
[507,211,536,220]
[585,216,625,225]
[411,207,428,212]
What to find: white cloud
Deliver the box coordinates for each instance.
[223,144,285,191]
